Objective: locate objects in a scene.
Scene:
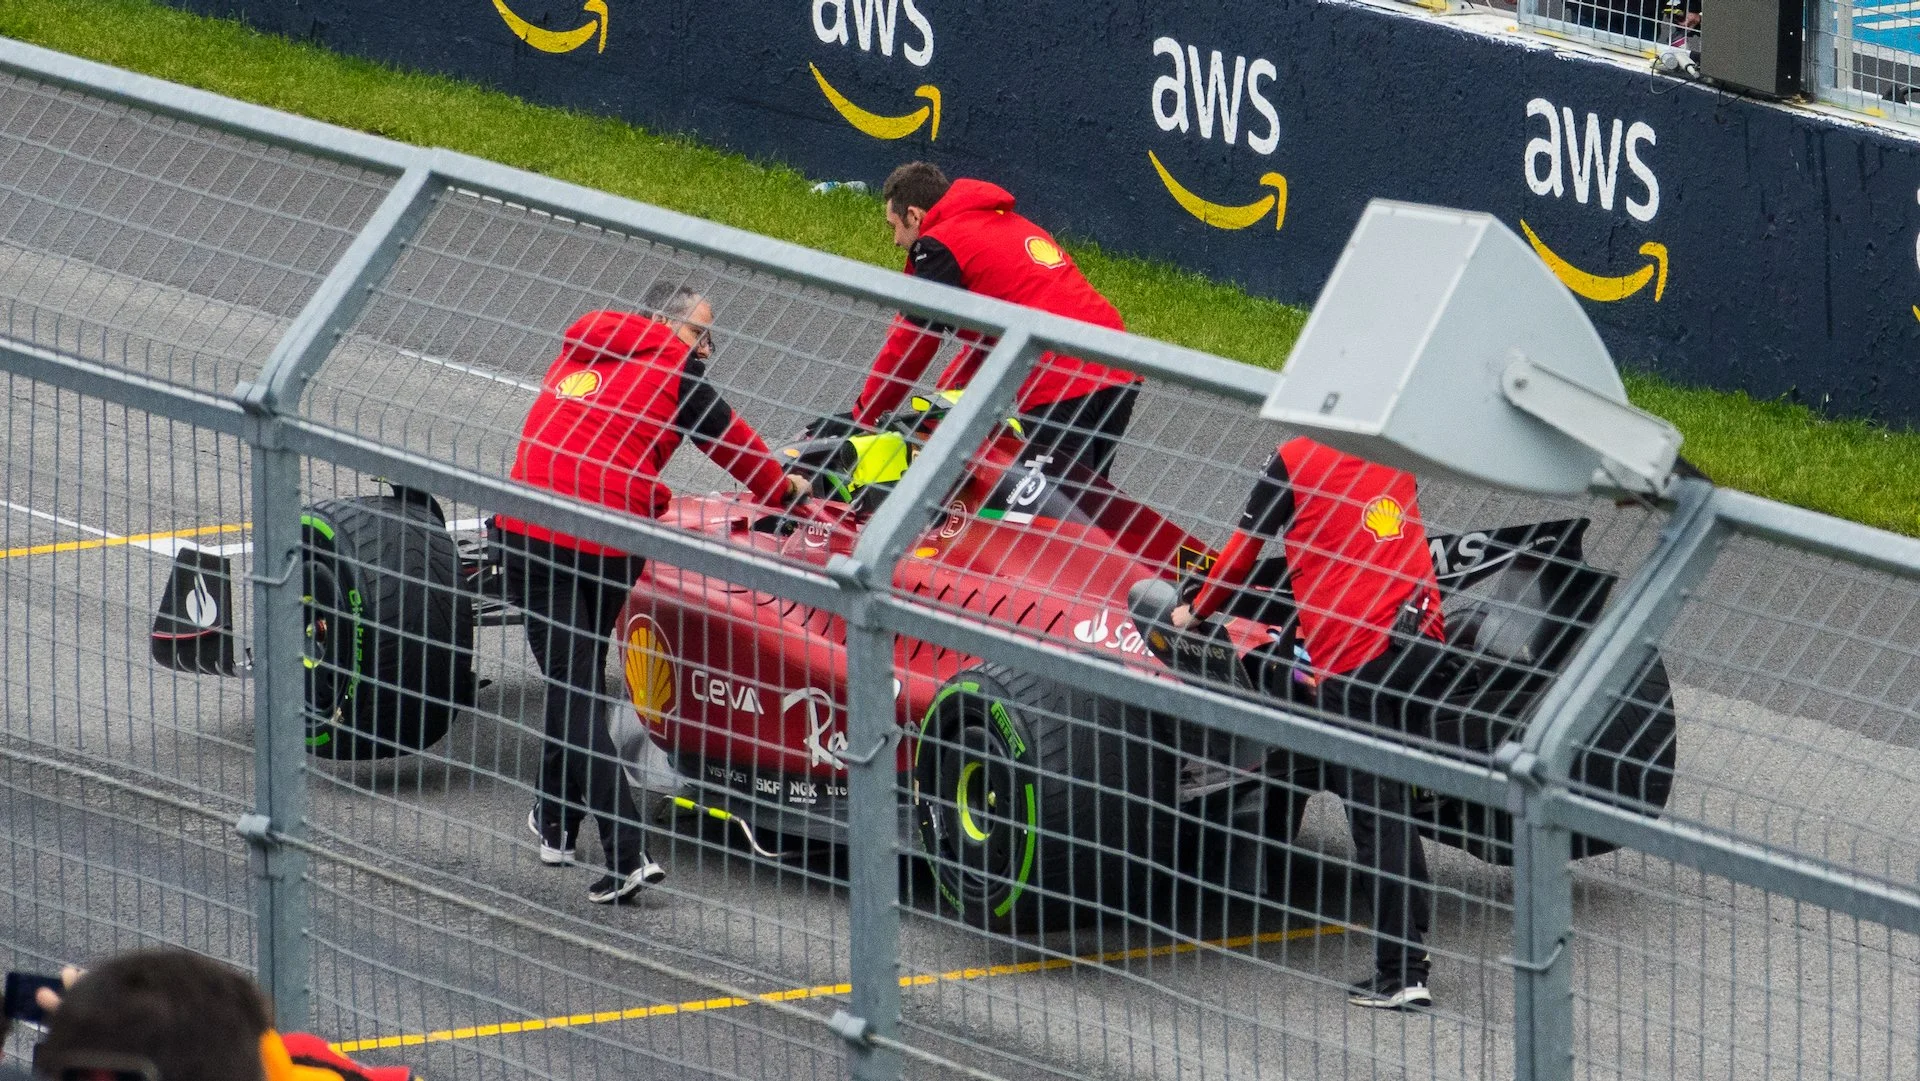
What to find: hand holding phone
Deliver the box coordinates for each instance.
[4,971,65,1025]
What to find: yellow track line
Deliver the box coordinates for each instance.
[0,521,248,560]
[331,922,1344,1053]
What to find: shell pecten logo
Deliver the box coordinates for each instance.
[1024,236,1065,268]
[624,617,676,728]
[555,369,601,399]
[1362,496,1406,542]
[492,0,609,54]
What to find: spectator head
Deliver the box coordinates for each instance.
[882,162,950,247]
[35,949,272,1081]
[643,282,714,359]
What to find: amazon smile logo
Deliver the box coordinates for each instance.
[493,0,608,54]
[809,65,941,141]
[1149,151,1285,230]
[1521,222,1668,303]
[809,0,940,141]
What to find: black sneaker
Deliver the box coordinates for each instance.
[1347,971,1433,1010]
[587,859,667,904]
[527,807,575,866]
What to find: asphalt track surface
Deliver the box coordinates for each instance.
[4,81,1920,1081]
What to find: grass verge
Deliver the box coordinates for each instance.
[3,0,1917,535]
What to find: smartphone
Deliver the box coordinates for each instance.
[3,971,63,1024]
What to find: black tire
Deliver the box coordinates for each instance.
[912,663,1172,932]
[300,495,474,760]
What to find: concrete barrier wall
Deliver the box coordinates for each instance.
[169,0,1920,425]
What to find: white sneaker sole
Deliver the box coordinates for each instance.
[588,862,667,904]
[527,809,574,866]
[1349,987,1433,1010]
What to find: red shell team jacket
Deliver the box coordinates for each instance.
[853,179,1137,429]
[494,310,788,556]
[1192,438,1444,677]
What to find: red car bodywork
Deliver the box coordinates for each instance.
[615,426,1211,830]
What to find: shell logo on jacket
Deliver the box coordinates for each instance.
[1362,496,1406,541]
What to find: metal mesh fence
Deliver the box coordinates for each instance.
[5,36,1920,1081]
[1569,853,1920,1080]
[0,68,392,397]
[0,370,255,804]
[1516,0,1695,57]
[1810,0,1920,118]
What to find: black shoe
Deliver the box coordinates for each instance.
[1348,970,1433,1010]
[528,807,575,866]
[587,859,666,904]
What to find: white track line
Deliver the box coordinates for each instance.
[4,499,118,538]
[399,348,540,394]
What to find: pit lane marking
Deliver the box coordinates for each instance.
[0,515,491,561]
[2,499,116,538]
[329,921,1345,1053]
[0,521,249,560]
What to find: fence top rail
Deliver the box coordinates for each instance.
[1710,486,1920,582]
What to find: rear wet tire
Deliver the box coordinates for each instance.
[300,495,473,760]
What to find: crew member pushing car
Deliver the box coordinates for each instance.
[492,283,807,905]
[851,162,1142,480]
[1172,436,1451,1010]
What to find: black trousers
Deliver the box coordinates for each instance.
[1319,636,1453,977]
[1016,382,1139,481]
[493,528,646,870]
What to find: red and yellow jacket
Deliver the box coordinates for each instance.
[853,180,1137,429]
[494,310,788,555]
[1192,438,1444,677]
[261,1031,409,1081]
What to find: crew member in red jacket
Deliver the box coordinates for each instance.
[493,284,806,904]
[851,162,1141,479]
[1173,437,1451,1010]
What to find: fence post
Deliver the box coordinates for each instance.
[1503,478,1721,1079]
[241,443,314,1028]
[830,327,1038,1081]
[1502,761,1575,1081]
[235,164,438,1029]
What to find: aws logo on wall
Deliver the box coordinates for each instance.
[1148,37,1286,231]
[493,0,609,54]
[1522,98,1668,303]
[809,0,941,141]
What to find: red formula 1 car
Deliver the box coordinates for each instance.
[149,400,1675,931]
[612,401,1678,929]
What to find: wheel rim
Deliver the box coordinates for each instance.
[923,712,1024,914]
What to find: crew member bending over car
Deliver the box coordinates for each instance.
[851,162,1142,480]
[492,283,807,905]
[1172,437,1452,1011]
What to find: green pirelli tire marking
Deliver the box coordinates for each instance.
[913,680,982,771]
[993,782,1040,919]
[299,513,335,541]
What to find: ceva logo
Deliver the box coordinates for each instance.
[493,0,609,54]
[1148,36,1287,231]
[810,0,941,141]
[1520,97,1668,303]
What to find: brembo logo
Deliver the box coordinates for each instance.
[809,0,941,141]
[1148,36,1287,231]
[1520,98,1669,303]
